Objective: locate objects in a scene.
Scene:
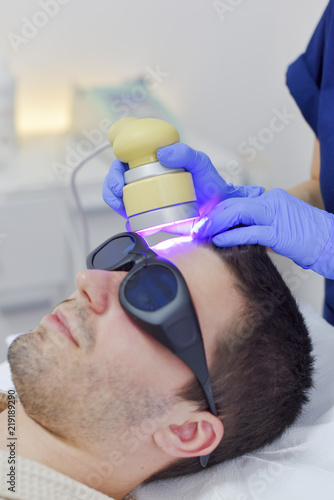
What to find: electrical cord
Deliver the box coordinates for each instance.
[70,142,110,256]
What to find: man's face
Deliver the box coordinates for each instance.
[8,240,241,452]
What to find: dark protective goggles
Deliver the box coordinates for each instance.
[86,232,217,467]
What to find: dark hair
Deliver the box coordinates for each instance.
[148,243,314,482]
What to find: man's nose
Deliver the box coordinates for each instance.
[76,269,126,314]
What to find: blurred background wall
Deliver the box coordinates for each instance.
[0,0,328,359]
[1,0,328,181]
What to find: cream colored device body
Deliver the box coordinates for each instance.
[108,117,199,233]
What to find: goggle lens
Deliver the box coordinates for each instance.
[92,236,136,270]
[124,265,177,312]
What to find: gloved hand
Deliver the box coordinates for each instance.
[102,143,264,218]
[102,158,128,218]
[194,188,334,279]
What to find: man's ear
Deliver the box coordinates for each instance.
[153,411,224,459]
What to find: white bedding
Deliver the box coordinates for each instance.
[1,303,334,499]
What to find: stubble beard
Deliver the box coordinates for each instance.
[7,303,176,454]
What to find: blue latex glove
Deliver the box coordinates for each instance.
[194,188,334,279]
[102,159,128,218]
[102,143,264,218]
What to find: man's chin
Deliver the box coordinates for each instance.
[8,327,56,396]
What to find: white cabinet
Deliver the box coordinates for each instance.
[0,188,70,309]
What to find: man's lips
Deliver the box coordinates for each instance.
[43,310,79,347]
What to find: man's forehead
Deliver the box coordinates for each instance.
[153,236,210,260]
[152,237,225,272]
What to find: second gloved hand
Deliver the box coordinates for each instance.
[194,188,334,279]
